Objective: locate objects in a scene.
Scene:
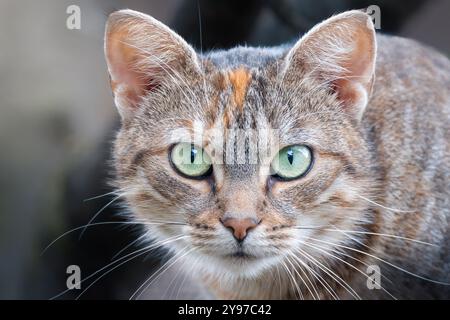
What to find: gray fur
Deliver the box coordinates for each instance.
[105,10,450,299]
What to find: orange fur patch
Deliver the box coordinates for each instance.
[222,111,231,128]
[228,68,251,111]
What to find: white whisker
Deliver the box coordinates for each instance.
[49,235,187,300]
[307,236,450,286]
[42,220,185,255]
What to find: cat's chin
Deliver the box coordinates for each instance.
[186,251,282,280]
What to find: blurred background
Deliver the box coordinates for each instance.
[1,0,449,299]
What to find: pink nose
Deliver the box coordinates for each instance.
[221,217,260,242]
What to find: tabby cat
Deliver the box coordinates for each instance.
[103,9,450,299]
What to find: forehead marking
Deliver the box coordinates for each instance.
[228,67,252,112]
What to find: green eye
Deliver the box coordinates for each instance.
[170,143,212,178]
[271,145,312,180]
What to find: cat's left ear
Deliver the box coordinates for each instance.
[104,10,201,119]
[283,10,377,122]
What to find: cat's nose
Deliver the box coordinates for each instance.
[221,217,260,242]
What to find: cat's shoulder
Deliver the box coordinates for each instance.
[375,33,450,83]
[370,33,450,120]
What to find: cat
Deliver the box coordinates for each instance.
[103,9,450,299]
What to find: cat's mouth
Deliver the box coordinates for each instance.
[190,243,283,277]
[228,251,255,259]
[225,247,260,261]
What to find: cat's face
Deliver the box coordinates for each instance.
[105,10,377,279]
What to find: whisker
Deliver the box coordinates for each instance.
[289,252,338,299]
[110,233,148,261]
[307,236,450,286]
[49,234,186,300]
[278,259,299,299]
[83,187,129,202]
[294,246,361,300]
[163,251,198,299]
[294,226,435,246]
[130,246,195,300]
[285,254,313,299]
[42,220,186,255]
[300,239,397,299]
[281,256,304,299]
[74,235,188,300]
[286,251,318,300]
[355,194,414,213]
[275,264,283,300]
[327,225,424,288]
[174,255,200,300]
[79,193,127,239]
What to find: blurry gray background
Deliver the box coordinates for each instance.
[0,0,449,299]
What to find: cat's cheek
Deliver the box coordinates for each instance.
[273,170,343,213]
[172,178,213,195]
[268,179,305,200]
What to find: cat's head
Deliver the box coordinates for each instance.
[104,9,377,279]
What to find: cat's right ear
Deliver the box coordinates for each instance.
[104,10,201,119]
[282,10,377,122]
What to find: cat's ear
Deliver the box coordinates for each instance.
[283,10,376,122]
[104,9,201,119]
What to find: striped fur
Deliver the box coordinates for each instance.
[105,10,450,299]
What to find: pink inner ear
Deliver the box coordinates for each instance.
[285,11,377,121]
[105,10,201,119]
[107,33,155,109]
[333,79,358,106]
[106,30,159,112]
[331,27,375,116]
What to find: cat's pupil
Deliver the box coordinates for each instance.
[190,144,197,164]
[287,149,294,165]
